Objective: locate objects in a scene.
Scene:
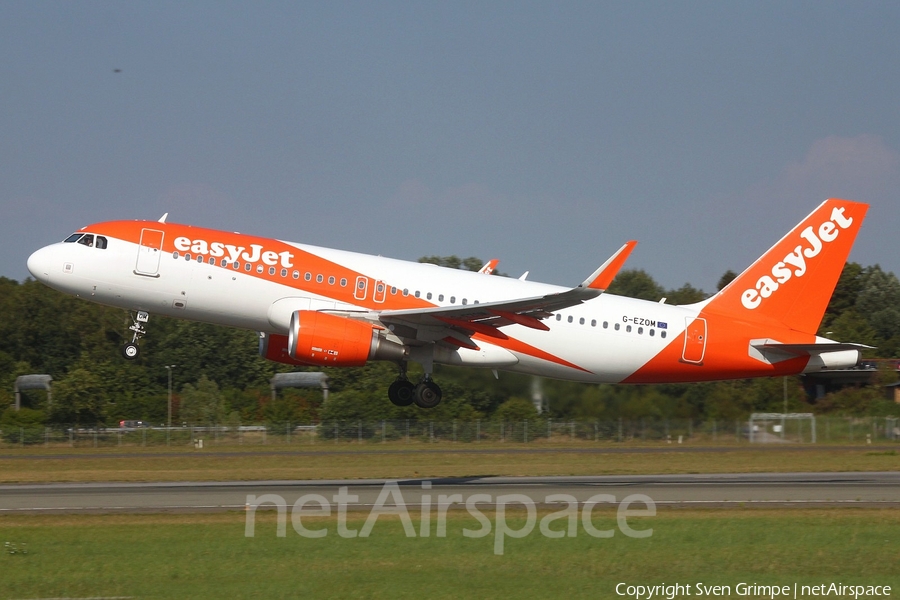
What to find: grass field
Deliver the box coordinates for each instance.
[1,509,898,599]
[0,442,898,483]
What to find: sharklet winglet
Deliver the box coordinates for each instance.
[579,240,637,291]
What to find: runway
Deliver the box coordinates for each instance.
[1,472,899,513]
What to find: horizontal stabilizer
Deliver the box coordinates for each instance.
[751,341,874,357]
[749,339,871,370]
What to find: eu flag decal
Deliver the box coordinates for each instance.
[657,321,668,329]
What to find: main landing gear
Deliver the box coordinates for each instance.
[388,362,443,409]
[121,310,149,360]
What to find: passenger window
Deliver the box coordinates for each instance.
[414,291,420,298]
[328,276,335,285]
[391,287,397,295]
[341,278,347,287]
[403,288,409,296]
[650,329,655,337]
[580,318,585,325]
[173,252,179,259]
[95,236,108,249]
[438,294,444,302]
[316,274,323,283]
[638,327,643,334]
[257,265,264,273]
[64,233,83,243]
[614,323,620,331]
[233,262,240,270]
[567,316,573,323]
[426,292,432,300]
[462,298,467,305]
[208,257,215,265]
[185,253,191,261]
[270,267,277,275]
[245,263,251,271]
[591,319,596,327]
[221,259,228,267]
[603,321,608,328]
[450,296,455,303]
[661,331,667,339]
[305,273,312,281]
[77,234,94,247]
[292,271,300,279]
[197,255,203,263]
[556,314,562,321]
[281,268,287,277]
[626,325,632,332]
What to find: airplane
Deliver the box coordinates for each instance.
[26,198,869,409]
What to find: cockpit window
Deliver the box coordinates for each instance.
[65,232,107,249]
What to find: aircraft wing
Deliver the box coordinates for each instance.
[367,241,636,348]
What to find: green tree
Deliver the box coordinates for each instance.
[418,255,505,276]
[821,262,864,329]
[855,265,900,346]
[180,375,227,425]
[665,283,706,305]
[0,406,46,444]
[607,269,665,301]
[50,368,109,425]
[716,270,738,291]
[494,397,539,421]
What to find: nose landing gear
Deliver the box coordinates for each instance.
[121,311,149,360]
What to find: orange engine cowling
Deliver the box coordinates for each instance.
[258,332,314,366]
[278,310,406,367]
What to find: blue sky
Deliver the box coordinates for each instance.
[2,2,899,292]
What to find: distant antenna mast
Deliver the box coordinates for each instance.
[158,213,169,223]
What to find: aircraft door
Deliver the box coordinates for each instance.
[135,228,164,277]
[681,317,707,365]
[373,280,386,303]
[354,276,368,301]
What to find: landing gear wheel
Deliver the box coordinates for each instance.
[388,380,416,407]
[122,311,150,361]
[414,380,442,409]
[121,343,141,360]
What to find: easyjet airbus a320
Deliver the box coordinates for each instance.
[27,199,868,408]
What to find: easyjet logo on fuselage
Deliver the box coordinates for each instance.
[741,206,853,310]
[173,236,295,269]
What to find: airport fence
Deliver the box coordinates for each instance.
[1,416,898,448]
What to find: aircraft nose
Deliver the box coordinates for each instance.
[27,246,54,284]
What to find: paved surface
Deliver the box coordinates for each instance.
[2,444,898,459]
[1,472,898,513]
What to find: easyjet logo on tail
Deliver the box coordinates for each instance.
[741,206,854,310]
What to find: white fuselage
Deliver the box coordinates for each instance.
[28,230,697,383]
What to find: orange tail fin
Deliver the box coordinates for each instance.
[706,198,868,335]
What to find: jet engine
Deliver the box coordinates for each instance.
[259,311,406,367]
